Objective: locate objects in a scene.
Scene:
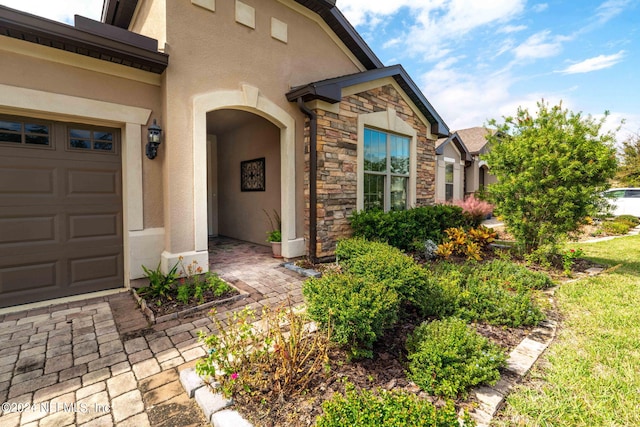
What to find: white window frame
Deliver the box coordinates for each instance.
[444,160,454,202]
[357,108,417,211]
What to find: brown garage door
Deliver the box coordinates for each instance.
[0,115,124,308]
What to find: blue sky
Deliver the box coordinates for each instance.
[2,0,638,141]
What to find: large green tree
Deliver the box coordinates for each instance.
[484,101,618,252]
[616,132,640,186]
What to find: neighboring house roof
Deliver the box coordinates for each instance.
[455,127,492,154]
[0,5,168,74]
[286,65,449,137]
[436,132,471,161]
[102,0,384,71]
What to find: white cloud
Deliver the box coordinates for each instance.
[559,51,625,74]
[0,0,102,24]
[338,0,525,60]
[532,3,549,12]
[513,30,563,60]
[596,0,633,23]
[498,24,527,33]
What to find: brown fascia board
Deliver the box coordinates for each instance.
[102,0,139,29]
[75,15,157,51]
[287,65,450,137]
[0,5,167,74]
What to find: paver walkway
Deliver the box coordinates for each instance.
[0,238,304,426]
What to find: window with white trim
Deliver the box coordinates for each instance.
[445,162,454,201]
[363,128,410,211]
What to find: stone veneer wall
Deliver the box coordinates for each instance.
[305,84,436,258]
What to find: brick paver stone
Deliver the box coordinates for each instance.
[111,389,144,423]
[106,372,137,398]
[76,390,110,424]
[132,358,161,381]
[123,337,148,354]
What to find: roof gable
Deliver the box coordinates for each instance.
[286,65,449,137]
[455,127,492,154]
[102,0,383,71]
[436,132,471,161]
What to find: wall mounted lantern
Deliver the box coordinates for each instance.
[146,119,162,159]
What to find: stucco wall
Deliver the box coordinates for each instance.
[436,143,464,201]
[155,0,363,254]
[216,115,281,245]
[0,45,164,229]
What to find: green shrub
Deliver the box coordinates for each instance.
[138,261,179,299]
[303,273,399,359]
[349,205,469,251]
[613,215,639,228]
[336,238,445,316]
[432,260,548,327]
[316,382,471,427]
[602,220,630,235]
[406,318,506,398]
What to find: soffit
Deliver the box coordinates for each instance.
[0,4,167,74]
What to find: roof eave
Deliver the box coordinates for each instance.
[287,65,449,137]
[0,5,167,74]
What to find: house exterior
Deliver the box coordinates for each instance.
[435,126,497,201]
[0,0,448,308]
[457,127,497,196]
[435,132,470,202]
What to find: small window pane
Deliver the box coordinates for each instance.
[70,139,91,149]
[25,135,49,145]
[93,141,113,151]
[0,120,21,132]
[364,173,384,211]
[390,176,407,211]
[390,135,409,174]
[445,163,454,184]
[94,131,113,142]
[625,190,640,198]
[364,128,387,172]
[25,124,49,135]
[70,129,91,139]
[0,133,21,143]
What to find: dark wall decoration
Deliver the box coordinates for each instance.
[240,157,266,191]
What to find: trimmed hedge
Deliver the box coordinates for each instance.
[432,260,549,327]
[349,205,470,251]
[336,238,445,317]
[406,318,506,398]
[316,383,470,427]
[303,273,399,359]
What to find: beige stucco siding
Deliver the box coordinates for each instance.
[157,0,364,255]
[0,47,164,229]
[216,116,281,245]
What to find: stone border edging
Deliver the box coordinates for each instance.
[131,285,248,324]
[180,368,253,427]
[469,319,557,426]
[282,262,321,278]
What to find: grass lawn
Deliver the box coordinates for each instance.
[495,234,640,426]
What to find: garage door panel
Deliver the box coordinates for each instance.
[69,253,122,288]
[0,165,56,196]
[68,213,120,240]
[0,260,60,294]
[67,168,120,196]
[0,214,57,245]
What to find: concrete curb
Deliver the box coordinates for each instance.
[469,319,558,426]
[282,262,321,278]
[180,368,251,426]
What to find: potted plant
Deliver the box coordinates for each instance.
[264,209,282,258]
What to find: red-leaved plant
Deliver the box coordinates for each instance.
[452,194,494,226]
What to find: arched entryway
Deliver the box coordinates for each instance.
[206,109,281,244]
[192,85,305,259]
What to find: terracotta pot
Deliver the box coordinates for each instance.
[271,242,282,258]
